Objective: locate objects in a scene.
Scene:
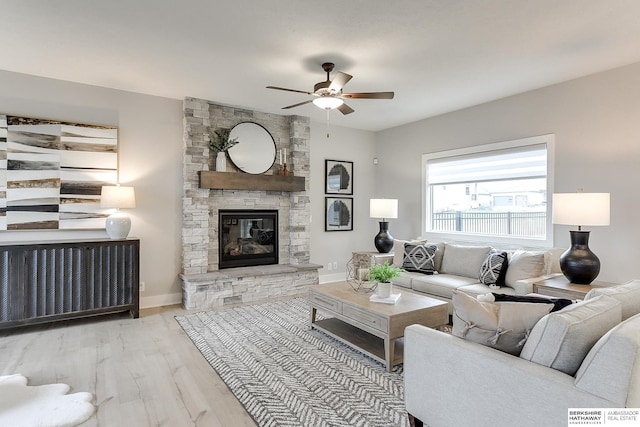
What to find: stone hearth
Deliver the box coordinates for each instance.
[180,98,319,309]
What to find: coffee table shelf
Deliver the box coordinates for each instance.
[312,317,404,366]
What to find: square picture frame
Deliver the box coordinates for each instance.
[325,159,353,195]
[325,197,353,231]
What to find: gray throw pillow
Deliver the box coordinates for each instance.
[440,244,491,278]
[452,290,553,355]
[504,250,545,289]
[402,243,437,275]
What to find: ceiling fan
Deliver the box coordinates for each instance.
[266,62,394,115]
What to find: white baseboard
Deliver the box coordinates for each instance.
[319,272,346,284]
[140,292,182,309]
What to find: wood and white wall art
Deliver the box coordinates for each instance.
[0,114,118,231]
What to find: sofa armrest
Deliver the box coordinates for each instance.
[511,272,563,295]
[404,324,617,427]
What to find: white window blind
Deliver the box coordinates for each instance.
[427,143,547,185]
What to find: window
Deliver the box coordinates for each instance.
[422,135,554,247]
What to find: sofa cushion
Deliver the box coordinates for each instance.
[390,271,415,289]
[478,250,508,287]
[412,274,478,299]
[504,250,546,289]
[519,295,622,376]
[584,280,640,320]
[451,291,553,355]
[440,244,491,278]
[402,243,438,274]
[574,313,640,405]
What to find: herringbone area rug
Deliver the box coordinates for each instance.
[176,298,409,427]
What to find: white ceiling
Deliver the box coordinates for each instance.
[2,0,640,131]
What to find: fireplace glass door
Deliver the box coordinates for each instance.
[219,210,278,269]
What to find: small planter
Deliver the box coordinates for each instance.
[376,281,392,298]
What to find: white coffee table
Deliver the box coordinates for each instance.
[308,282,448,372]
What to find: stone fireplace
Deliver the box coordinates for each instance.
[180,98,320,309]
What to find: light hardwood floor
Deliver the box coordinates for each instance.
[0,305,257,427]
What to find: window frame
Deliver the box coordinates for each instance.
[421,134,555,248]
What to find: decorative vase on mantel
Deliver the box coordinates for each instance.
[215,151,227,172]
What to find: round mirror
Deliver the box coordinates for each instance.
[227,122,276,174]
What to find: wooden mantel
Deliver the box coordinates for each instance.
[199,171,305,192]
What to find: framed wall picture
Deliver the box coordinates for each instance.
[325,159,353,195]
[325,197,353,231]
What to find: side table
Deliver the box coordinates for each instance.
[533,275,615,300]
[352,251,395,267]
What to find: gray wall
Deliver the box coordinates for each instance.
[374,62,640,283]
[308,123,378,282]
[0,70,184,307]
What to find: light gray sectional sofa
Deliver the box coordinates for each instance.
[390,240,565,313]
[404,279,640,427]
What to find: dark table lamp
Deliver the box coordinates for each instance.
[552,191,610,284]
[370,199,398,253]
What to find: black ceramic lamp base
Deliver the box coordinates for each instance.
[560,230,600,284]
[374,221,394,253]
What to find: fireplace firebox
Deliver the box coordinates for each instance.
[218,210,278,269]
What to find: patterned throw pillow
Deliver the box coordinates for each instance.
[479,250,508,286]
[402,243,438,274]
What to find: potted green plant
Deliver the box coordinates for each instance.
[369,263,403,298]
[208,127,239,172]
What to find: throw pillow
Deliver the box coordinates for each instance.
[584,280,640,320]
[451,290,553,355]
[392,239,426,267]
[478,250,508,287]
[519,295,622,376]
[440,244,491,278]
[402,243,438,275]
[504,250,545,289]
[491,293,573,312]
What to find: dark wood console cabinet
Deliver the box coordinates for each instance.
[0,238,139,330]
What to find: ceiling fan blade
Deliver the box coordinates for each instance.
[337,103,354,115]
[341,92,394,99]
[328,72,353,92]
[282,99,314,109]
[266,86,313,95]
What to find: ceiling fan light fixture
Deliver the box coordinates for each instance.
[312,96,344,110]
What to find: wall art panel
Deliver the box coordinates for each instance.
[0,114,117,231]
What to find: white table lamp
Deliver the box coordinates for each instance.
[552,192,610,284]
[370,199,398,253]
[101,185,136,239]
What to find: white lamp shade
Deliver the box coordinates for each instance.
[100,186,136,209]
[312,96,344,110]
[552,193,610,226]
[370,199,398,219]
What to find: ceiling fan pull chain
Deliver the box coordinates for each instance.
[326,110,330,138]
